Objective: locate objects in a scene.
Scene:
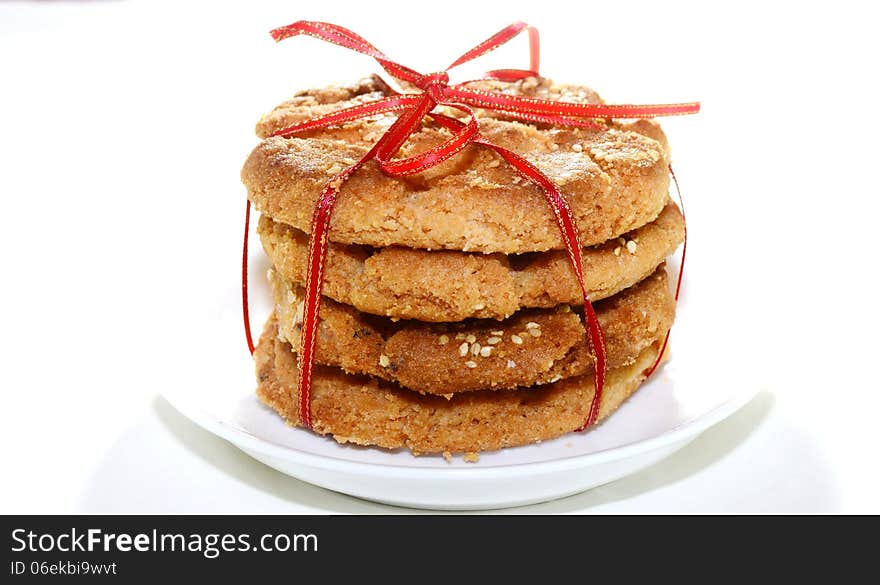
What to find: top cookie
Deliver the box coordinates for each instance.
[242,76,672,254]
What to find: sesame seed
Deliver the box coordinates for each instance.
[550,374,562,383]
[465,361,477,368]
[459,342,469,357]
[438,334,449,345]
[511,334,524,345]
[473,303,486,310]
[613,246,621,256]
[491,330,504,336]
[479,346,492,357]
[471,342,482,357]
[572,143,583,152]
[379,354,391,368]
[466,334,476,343]
[266,268,275,281]
[487,159,500,168]
[487,336,502,345]
[528,328,542,337]
[526,322,540,329]
[549,143,559,151]
[626,240,637,254]
[507,359,517,368]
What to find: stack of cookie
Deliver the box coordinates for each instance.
[243,76,685,457]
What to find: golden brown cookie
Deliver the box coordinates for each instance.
[272,265,673,395]
[242,75,671,254]
[256,315,667,454]
[261,202,684,322]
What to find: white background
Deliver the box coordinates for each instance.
[1,0,877,513]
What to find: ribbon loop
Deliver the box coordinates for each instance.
[247,20,699,433]
[378,106,480,176]
[447,22,532,70]
[270,20,423,85]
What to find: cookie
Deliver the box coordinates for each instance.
[255,315,667,454]
[242,75,671,254]
[272,265,673,395]
[260,201,684,322]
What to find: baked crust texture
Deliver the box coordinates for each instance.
[256,315,667,454]
[272,265,673,395]
[261,201,683,322]
[242,75,671,254]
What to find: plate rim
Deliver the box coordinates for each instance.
[161,383,758,479]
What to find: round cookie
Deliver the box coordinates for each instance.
[260,201,684,322]
[242,75,671,254]
[272,265,674,396]
[255,315,667,455]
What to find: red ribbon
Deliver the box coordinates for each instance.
[643,165,687,380]
[243,21,699,432]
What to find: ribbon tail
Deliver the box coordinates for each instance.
[270,95,421,138]
[242,199,255,355]
[297,188,334,431]
[478,139,608,430]
[296,145,382,430]
[481,107,604,130]
[297,103,434,429]
[644,164,687,379]
[578,301,607,430]
[445,86,700,120]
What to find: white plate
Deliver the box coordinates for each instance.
[164,218,757,510]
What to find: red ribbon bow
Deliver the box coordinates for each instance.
[242,21,698,432]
